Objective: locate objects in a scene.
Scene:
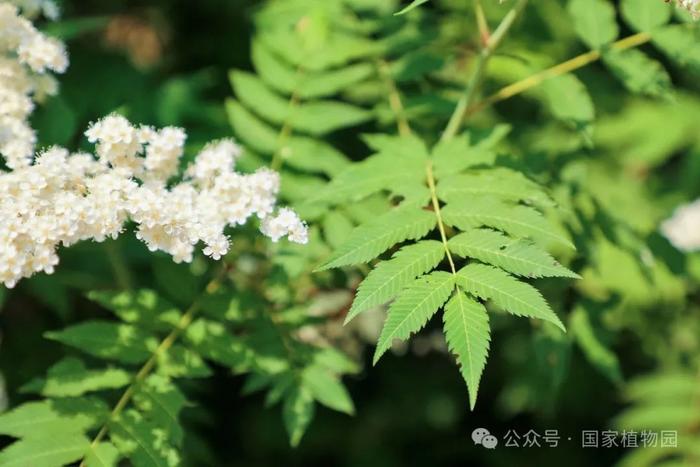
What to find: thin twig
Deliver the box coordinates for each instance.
[441,0,529,142]
[466,31,652,116]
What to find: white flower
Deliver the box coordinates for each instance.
[661,199,700,251]
[0,3,66,169]
[673,0,700,18]
[0,6,307,289]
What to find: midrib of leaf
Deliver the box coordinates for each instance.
[78,267,228,467]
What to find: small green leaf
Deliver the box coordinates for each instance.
[318,206,437,271]
[437,168,554,208]
[456,264,565,331]
[46,321,156,364]
[347,240,445,323]
[395,0,429,15]
[133,375,187,445]
[302,366,354,414]
[283,385,315,447]
[442,199,574,249]
[570,305,623,384]
[621,0,672,32]
[374,271,455,364]
[603,49,672,99]
[84,442,121,467]
[110,410,180,466]
[448,229,580,279]
[568,0,619,49]
[443,291,490,410]
[0,432,91,467]
[87,289,182,332]
[20,357,131,397]
[0,397,107,438]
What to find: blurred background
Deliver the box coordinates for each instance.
[1,0,700,465]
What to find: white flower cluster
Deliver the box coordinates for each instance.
[671,0,700,18]
[0,2,67,170]
[0,115,308,288]
[661,199,700,252]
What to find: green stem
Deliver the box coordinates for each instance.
[425,161,456,275]
[105,240,132,290]
[79,267,227,466]
[441,0,529,142]
[377,59,412,137]
[467,31,651,116]
[271,68,304,171]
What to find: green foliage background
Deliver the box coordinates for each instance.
[1,0,700,465]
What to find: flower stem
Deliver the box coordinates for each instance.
[441,0,529,143]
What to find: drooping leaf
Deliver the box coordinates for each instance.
[448,229,579,279]
[570,305,623,384]
[318,206,437,270]
[347,240,445,323]
[456,264,565,331]
[374,271,455,364]
[301,365,354,414]
[443,291,490,410]
[283,385,315,447]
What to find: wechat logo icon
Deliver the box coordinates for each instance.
[472,428,498,449]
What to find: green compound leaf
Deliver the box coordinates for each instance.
[456,263,565,331]
[346,240,445,323]
[318,206,437,271]
[443,291,490,410]
[374,271,455,364]
[448,229,580,279]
